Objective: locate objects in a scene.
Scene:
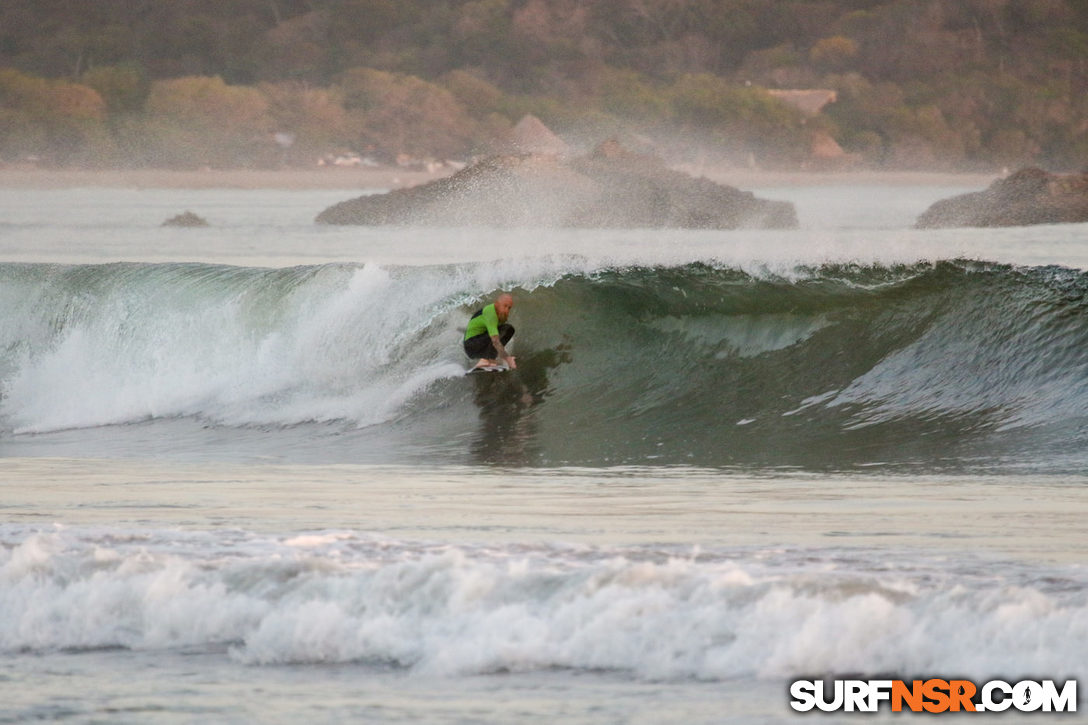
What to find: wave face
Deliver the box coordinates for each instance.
[3,260,1088,469]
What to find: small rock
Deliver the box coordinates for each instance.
[162,211,209,227]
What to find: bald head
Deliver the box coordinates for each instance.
[494,293,514,322]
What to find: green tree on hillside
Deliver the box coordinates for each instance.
[0,68,112,164]
[140,75,272,167]
[338,67,482,160]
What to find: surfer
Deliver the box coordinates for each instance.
[464,293,517,370]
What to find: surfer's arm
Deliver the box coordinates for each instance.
[491,335,517,369]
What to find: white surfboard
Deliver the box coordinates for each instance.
[466,363,509,374]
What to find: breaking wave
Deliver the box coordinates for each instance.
[2,525,1085,681]
[3,259,1088,469]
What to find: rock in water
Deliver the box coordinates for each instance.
[315,141,797,229]
[162,211,210,227]
[916,167,1088,228]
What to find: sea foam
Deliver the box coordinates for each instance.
[2,526,1085,682]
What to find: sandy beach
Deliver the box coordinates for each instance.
[0,166,450,190]
[690,167,999,188]
[0,165,999,190]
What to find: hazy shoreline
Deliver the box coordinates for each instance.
[0,166,999,190]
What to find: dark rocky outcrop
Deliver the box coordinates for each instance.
[162,210,209,227]
[315,141,797,229]
[916,167,1088,228]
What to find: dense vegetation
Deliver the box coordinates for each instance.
[1,0,1086,170]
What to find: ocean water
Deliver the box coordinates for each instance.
[1,182,1086,723]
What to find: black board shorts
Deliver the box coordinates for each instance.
[463,323,514,359]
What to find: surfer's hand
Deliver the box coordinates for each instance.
[506,356,517,369]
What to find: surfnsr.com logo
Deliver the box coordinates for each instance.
[790,679,1078,713]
